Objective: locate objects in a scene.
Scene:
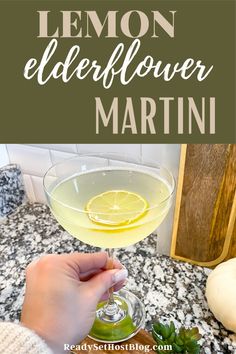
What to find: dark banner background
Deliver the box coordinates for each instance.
[0,0,235,143]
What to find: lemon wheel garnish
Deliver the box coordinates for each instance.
[86,190,148,226]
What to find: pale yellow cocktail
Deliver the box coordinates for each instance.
[50,168,172,248]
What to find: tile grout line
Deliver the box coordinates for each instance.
[5,144,10,164]
[22,173,36,203]
[140,144,143,162]
[29,175,37,203]
[48,149,53,165]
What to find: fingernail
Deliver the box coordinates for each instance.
[112,268,128,284]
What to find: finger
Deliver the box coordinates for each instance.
[79,258,123,281]
[100,291,109,302]
[105,258,123,272]
[61,252,109,273]
[79,268,101,281]
[79,258,123,279]
[26,255,44,272]
[100,280,127,301]
[86,268,128,299]
[113,279,127,292]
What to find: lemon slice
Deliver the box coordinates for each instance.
[86,190,148,226]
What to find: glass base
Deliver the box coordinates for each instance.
[89,289,145,343]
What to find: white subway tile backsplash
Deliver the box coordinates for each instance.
[31,175,46,203]
[50,150,77,165]
[156,205,175,254]
[0,144,9,168]
[7,145,52,177]
[2,143,181,256]
[77,144,141,161]
[22,174,36,202]
[27,144,78,153]
[27,144,53,150]
[109,159,143,169]
[49,145,78,153]
[141,144,180,178]
[141,144,181,254]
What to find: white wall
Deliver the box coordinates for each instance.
[0,144,9,167]
[3,144,181,254]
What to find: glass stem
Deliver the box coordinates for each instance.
[107,248,115,306]
[103,248,120,318]
[97,248,125,322]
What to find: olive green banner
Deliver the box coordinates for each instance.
[0,0,235,143]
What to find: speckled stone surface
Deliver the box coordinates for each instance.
[0,203,235,353]
[0,164,26,218]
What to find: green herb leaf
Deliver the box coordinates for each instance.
[152,321,201,354]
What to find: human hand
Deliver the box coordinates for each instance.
[21,252,128,353]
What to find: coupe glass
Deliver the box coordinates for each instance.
[43,153,175,343]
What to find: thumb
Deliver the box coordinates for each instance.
[86,268,128,300]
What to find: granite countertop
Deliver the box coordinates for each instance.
[0,203,236,353]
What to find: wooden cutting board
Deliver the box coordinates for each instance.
[72,330,156,354]
[171,144,236,267]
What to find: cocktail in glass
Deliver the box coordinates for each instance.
[43,154,175,343]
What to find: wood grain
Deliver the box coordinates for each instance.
[208,145,236,260]
[226,191,236,260]
[73,329,156,354]
[171,144,236,265]
[227,221,236,259]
